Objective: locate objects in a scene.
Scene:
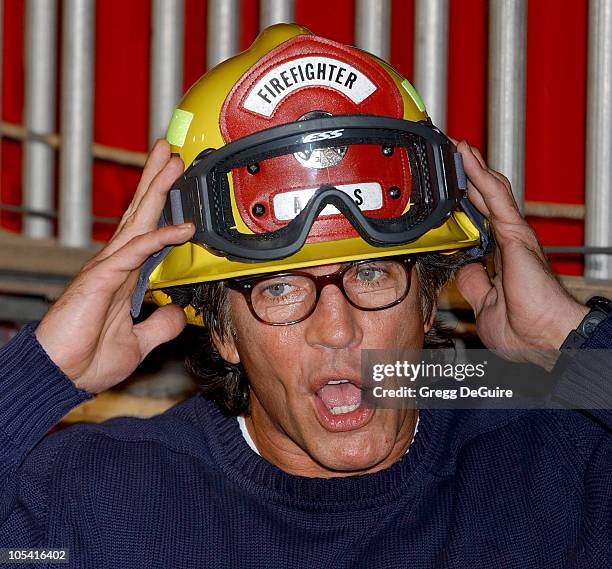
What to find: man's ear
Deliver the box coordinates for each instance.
[424,305,437,334]
[211,330,240,365]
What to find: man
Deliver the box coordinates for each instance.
[1,24,611,568]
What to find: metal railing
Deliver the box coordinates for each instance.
[207,0,239,69]
[0,1,609,278]
[260,0,294,28]
[149,0,184,146]
[413,0,448,130]
[585,0,612,279]
[23,0,57,239]
[58,0,95,247]
[488,0,527,211]
[355,0,391,60]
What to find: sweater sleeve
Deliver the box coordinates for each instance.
[553,313,612,431]
[0,323,93,540]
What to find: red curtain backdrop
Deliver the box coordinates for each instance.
[1,0,587,274]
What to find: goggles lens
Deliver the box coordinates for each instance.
[228,142,417,243]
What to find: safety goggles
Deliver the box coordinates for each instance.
[160,114,489,263]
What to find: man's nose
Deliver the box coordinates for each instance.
[304,284,362,349]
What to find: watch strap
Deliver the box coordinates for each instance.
[552,296,612,375]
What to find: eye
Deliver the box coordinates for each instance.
[264,282,293,297]
[355,267,383,282]
[253,275,313,305]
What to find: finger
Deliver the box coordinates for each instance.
[464,141,508,191]
[133,303,187,357]
[455,263,493,315]
[465,179,490,217]
[90,223,195,292]
[457,141,523,225]
[125,139,173,216]
[460,142,519,206]
[486,170,520,211]
[110,223,194,273]
[132,155,184,228]
[122,153,183,232]
[110,141,172,239]
[101,156,185,259]
[451,140,490,216]
[464,142,488,170]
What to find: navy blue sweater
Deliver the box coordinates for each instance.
[0,320,611,568]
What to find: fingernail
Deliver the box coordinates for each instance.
[177,223,194,231]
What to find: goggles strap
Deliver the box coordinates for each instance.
[459,197,492,258]
[131,239,172,318]
[454,153,467,190]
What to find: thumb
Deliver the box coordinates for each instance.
[133,303,188,357]
[455,263,492,315]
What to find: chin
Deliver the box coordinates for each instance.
[312,432,390,473]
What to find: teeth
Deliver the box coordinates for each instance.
[330,403,359,415]
[327,379,350,385]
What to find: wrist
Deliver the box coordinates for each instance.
[34,322,84,387]
[530,302,588,372]
[550,296,612,374]
[548,302,590,351]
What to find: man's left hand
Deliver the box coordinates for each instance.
[454,141,588,368]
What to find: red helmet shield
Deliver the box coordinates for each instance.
[220,34,412,243]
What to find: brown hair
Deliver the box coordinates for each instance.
[165,251,477,416]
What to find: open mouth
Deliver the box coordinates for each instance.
[317,379,362,415]
[313,378,374,432]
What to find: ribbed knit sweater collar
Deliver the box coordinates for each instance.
[193,396,456,512]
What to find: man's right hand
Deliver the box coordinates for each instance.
[35,140,195,394]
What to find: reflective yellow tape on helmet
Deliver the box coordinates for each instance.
[365,55,427,122]
[400,79,426,114]
[166,108,195,148]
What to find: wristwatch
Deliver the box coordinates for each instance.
[552,296,612,375]
[558,296,612,352]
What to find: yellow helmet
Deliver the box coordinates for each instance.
[145,23,485,326]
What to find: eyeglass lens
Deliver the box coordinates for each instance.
[249,260,409,324]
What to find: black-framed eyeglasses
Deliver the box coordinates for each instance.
[225,256,416,326]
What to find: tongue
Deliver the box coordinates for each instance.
[318,382,361,409]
